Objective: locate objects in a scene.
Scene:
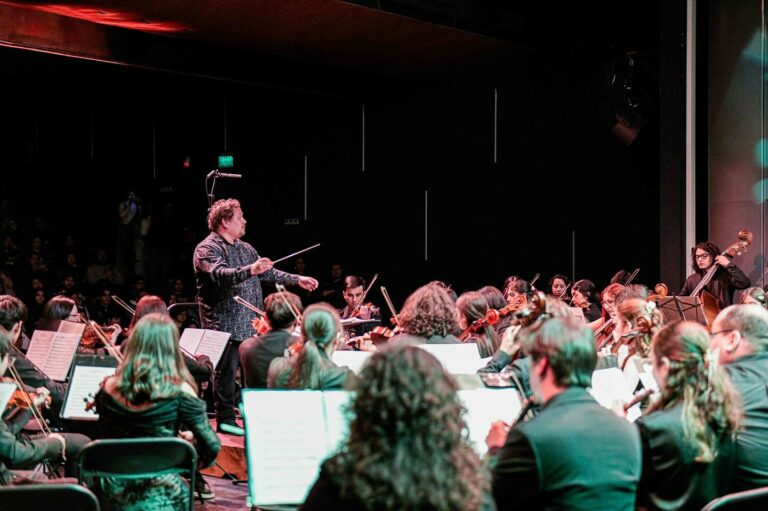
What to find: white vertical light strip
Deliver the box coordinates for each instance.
[493,88,498,163]
[762,0,766,287]
[362,103,366,172]
[223,94,228,151]
[685,0,697,270]
[425,190,429,261]
[152,120,157,180]
[304,156,308,220]
[571,230,576,283]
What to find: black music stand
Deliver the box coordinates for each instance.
[658,296,709,326]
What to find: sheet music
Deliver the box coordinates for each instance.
[331,351,372,375]
[590,367,640,422]
[61,365,116,420]
[322,391,353,455]
[179,328,230,368]
[567,307,586,323]
[242,390,330,505]
[26,322,85,381]
[418,343,483,374]
[458,389,522,456]
[0,382,15,411]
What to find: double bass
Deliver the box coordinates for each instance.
[687,229,752,326]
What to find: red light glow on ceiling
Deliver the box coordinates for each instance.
[5,3,189,32]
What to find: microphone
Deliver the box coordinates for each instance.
[206,169,242,179]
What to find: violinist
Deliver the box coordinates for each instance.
[503,276,529,306]
[0,295,66,418]
[0,329,88,484]
[612,298,664,385]
[590,283,624,348]
[680,241,750,308]
[571,279,602,322]
[38,295,120,355]
[239,291,303,389]
[547,274,571,302]
[478,286,515,336]
[456,291,500,358]
[390,283,461,345]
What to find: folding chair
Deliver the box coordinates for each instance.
[0,483,99,511]
[701,486,768,510]
[78,437,197,511]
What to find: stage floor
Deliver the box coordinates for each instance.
[194,474,249,510]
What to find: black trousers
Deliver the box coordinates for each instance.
[214,339,242,424]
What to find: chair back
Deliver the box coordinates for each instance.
[78,437,197,511]
[0,483,99,511]
[701,486,768,510]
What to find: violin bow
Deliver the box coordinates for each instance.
[348,274,378,318]
[529,273,540,290]
[233,295,266,317]
[275,284,303,323]
[380,286,400,326]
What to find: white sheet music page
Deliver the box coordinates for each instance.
[61,365,116,420]
[418,343,483,374]
[242,390,329,506]
[0,382,15,410]
[322,391,353,455]
[44,321,85,381]
[459,389,522,456]
[331,351,372,375]
[26,330,56,375]
[178,328,205,356]
[590,367,637,421]
[195,330,231,368]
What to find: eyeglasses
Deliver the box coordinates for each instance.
[709,329,735,338]
[695,253,711,260]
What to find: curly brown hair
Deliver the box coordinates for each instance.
[398,283,459,338]
[325,343,488,510]
[207,198,240,232]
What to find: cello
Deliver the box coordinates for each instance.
[687,229,752,326]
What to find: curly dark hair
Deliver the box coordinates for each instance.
[207,198,241,232]
[690,241,720,273]
[398,283,458,338]
[325,343,488,510]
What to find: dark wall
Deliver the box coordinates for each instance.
[0,2,666,306]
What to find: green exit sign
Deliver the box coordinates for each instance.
[218,153,234,168]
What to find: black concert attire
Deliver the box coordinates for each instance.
[0,407,69,484]
[581,302,602,323]
[679,262,750,307]
[724,352,768,491]
[239,329,296,389]
[492,387,641,510]
[635,403,735,510]
[95,388,220,510]
[193,232,299,426]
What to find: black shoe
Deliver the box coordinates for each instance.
[218,422,244,436]
[195,474,215,500]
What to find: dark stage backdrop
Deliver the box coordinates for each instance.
[0,5,664,307]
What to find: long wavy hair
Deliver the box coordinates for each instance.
[288,303,342,389]
[691,241,720,273]
[650,321,741,463]
[325,343,488,510]
[398,283,458,338]
[126,295,168,334]
[456,291,500,357]
[115,313,196,405]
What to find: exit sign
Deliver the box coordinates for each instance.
[218,153,234,168]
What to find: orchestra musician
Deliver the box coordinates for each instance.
[739,286,768,308]
[502,276,529,305]
[635,321,740,510]
[456,291,501,358]
[478,286,515,336]
[390,283,461,345]
[679,241,750,308]
[547,274,571,301]
[488,316,641,510]
[571,279,602,322]
[590,283,624,348]
[338,275,380,340]
[192,198,318,431]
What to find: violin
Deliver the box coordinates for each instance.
[647,282,669,302]
[459,295,527,341]
[251,316,270,336]
[2,377,52,411]
[348,302,381,320]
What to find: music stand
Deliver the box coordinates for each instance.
[658,296,709,326]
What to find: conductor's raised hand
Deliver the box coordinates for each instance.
[250,257,274,275]
[298,276,319,292]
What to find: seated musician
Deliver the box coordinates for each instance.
[478,286,515,336]
[709,304,768,491]
[502,276,529,306]
[0,295,67,419]
[571,279,602,322]
[488,316,641,510]
[270,303,355,390]
[739,286,767,308]
[635,321,740,510]
[94,313,220,509]
[338,275,380,341]
[590,283,624,349]
[301,342,490,510]
[390,283,461,345]
[679,241,750,307]
[38,295,120,355]
[456,291,500,358]
[611,298,664,392]
[239,291,302,389]
[547,274,571,302]
[0,329,84,484]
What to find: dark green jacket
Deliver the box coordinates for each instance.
[492,387,641,510]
